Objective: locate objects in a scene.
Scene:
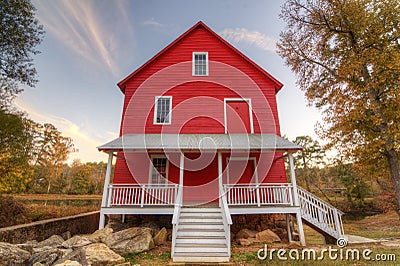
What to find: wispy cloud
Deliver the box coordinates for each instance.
[33,0,131,77]
[14,99,116,163]
[220,28,276,52]
[143,19,165,27]
[143,18,179,36]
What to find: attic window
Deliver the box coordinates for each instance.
[154,96,172,124]
[192,52,208,76]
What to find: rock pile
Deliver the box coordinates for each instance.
[235,228,282,246]
[0,225,168,266]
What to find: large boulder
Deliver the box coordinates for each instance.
[235,229,258,239]
[62,235,92,249]
[86,227,113,243]
[36,235,65,248]
[27,246,63,266]
[16,240,37,253]
[153,227,167,246]
[255,229,281,243]
[102,227,155,256]
[0,242,31,265]
[238,238,254,246]
[52,248,87,266]
[54,260,82,266]
[84,243,125,266]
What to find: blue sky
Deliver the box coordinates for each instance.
[15,0,322,163]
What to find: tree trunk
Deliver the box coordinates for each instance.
[47,180,51,193]
[386,148,400,216]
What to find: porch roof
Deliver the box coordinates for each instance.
[97,134,301,152]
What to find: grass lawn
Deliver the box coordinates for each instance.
[125,211,400,265]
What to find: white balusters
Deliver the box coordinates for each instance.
[107,184,178,206]
[223,184,294,206]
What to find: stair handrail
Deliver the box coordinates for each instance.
[219,186,232,225]
[171,184,183,257]
[297,186,345,238]
[219,185,232,257]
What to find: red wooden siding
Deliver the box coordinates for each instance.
[113,23,287,187]
[120,25,281,135]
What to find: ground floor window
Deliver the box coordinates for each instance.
[149,156,168,184]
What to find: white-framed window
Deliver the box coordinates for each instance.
[192,52,208,76]
[149,156,169,184]
[154,96,172,124]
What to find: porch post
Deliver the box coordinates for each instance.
[296,211,306,246]
[288,152,299,206]
[286,214,292,242]
[218,151,222,207]
[99,151,113,229]
[289,152,306,246]
[179,152,184,206]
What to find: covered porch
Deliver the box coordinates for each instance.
[97,134,306,236]
[97,134,345,261]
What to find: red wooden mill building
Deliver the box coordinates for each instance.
[98,21,344,263]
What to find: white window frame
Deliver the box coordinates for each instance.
[148,155,169,184]
[192,52,209,76]
[153,96,172,125]
[223,98,254,134]
[226,157,258,185]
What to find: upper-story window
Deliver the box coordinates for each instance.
[192,52,208,76]
[154,96,172,124]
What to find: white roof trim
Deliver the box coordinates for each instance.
[98,134,301,152]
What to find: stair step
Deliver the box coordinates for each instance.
[181,208,221,213]
[176,238,227,244]
[174,252,229,257]
[176,235,226,239]
[176,243,227,248]
[179,224,223,230]
[174,246,228,253]
[180,213,222,218]
[173,253,230,263]
[179,221,223,225]
[179,218,223,223]
[177,230,225,237]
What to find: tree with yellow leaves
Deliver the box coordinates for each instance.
[278,0,399,213]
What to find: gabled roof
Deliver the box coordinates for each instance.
[118,21,283,93]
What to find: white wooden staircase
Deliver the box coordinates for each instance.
[172,207,230,262]
[297,186,345,241]
[170,185,344,262]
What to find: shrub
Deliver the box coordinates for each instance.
[0,195,28,227]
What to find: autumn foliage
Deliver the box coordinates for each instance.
[278,0,400,213]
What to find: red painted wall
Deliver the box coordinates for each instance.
[114,25,287,189]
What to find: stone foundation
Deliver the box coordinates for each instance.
[108,213,289,241]
[231,214,288,240]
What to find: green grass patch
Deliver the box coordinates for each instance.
[125,251,171,265]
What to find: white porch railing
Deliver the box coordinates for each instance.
[171,185,183,257]
[223,183,294,206]
[297,186,345,239]
[219,185,232,257]
[107,184,178,207]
